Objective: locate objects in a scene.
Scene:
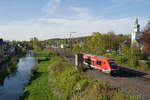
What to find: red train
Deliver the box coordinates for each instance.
[82,54,119,74]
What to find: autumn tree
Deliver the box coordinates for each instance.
[141,22,150,53]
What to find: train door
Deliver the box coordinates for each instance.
[102,60,109,70]
[83,57,88,65]
[90,59,95,68]
[86,57,91,66]
[96,60,102,70]
[102,61,106,70]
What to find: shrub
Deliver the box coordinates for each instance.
[30,65,38,76]
[11,57,19,66]
[72,44,80,53]
[49,56,71,74]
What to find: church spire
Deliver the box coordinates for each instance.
[131,18,141,50]
[135,17,138,25]
[134,17,140,29]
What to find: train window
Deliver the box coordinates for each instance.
[87,58,91,64]
[84,58,86,62]
[104,62,105,64]
[85,59,87,63]
[97,60,101,65]
[91,60,94,65]
[108,60,117,69]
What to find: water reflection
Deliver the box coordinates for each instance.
[0,56,36,100]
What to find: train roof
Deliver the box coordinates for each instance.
[83,53,108,59]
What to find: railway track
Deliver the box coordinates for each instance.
[139,75,150,82]
[119,67,150,83]
[92,69,150,99]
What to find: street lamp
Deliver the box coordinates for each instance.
[70,32,76,51]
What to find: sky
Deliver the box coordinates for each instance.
[0,0,150,40]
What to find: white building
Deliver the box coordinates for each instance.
[131,18,142,49]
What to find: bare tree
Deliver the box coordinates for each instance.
[141,21,150,53]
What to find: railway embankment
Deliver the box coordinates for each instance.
[21,55,136,100]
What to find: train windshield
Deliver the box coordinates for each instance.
[108,60,117,69]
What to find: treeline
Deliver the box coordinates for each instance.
[80,32,127,55]
[72,32,128,55]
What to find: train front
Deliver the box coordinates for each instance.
[107,59,119,75]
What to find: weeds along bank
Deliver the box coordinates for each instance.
[21,55,137,100]
[0,48,28,82]
[0,57,19,82]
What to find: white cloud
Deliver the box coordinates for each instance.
[69,6,92,20]
[106,0,147,10]
[0,5,149,41]
[38,18,69,25]
[70,6,87,13]
[42,0,61,14]
[55,0,61,3]
[0,16,148,41]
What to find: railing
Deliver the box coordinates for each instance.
[26,53,55,57]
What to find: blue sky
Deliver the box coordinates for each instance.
[0,0,150,40]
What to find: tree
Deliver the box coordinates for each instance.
[33,37,41,54]
[141,21,150,53]
[83,32,126,55]
[130,43,139,67]
[72,44,80,53]
[85,32,103,54]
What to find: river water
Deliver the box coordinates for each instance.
[0,56,36,100]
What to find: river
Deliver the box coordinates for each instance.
[0,56,36,100]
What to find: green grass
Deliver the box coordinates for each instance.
[21,58,55,100]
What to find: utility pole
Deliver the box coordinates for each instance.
[70,32,76,51]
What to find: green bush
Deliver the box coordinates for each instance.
[49,56,71,74]
[72,44,80,53]
[6,57,19,74]
[11,57,19,66]
[50,67,90,99]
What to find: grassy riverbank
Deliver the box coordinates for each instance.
[21,57,54,100]
[21,56,137,100]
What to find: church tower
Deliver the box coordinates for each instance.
[131,18,141,49]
